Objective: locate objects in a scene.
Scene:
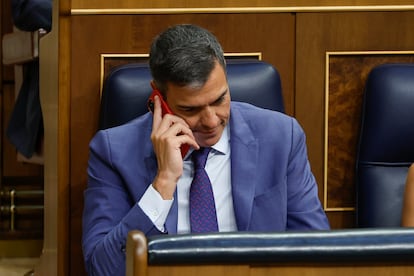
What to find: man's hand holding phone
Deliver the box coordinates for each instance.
[149,91,199,199]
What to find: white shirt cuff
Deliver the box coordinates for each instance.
[138,184,173,232]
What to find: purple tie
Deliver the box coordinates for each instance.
[189,147,219,233]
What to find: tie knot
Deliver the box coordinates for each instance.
[192,147,210,169]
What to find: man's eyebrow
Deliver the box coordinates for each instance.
[212,89,228,104]
[177,89,228,109]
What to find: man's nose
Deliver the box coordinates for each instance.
[200,107,218,127]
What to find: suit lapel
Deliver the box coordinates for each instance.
[229,105,259,231]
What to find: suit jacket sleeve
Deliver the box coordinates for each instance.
[285,118,330,229]
[82,127,162,276]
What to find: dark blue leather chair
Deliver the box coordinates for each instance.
[356,63,414,227]
[99,60,284,130]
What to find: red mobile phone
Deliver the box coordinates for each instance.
[147,89,190,158]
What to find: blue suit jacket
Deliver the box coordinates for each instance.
[82,102,330,275]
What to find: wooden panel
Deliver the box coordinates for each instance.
[327,53,414,210]
[325,210,354,229]
[33,1,69,275]
[296,11,414,228]
[251,265,414,276]
[148,266,250,276]
[69,0,414,10]
[70,13,295,276]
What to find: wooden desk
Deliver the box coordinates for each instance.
[127,229,414,276]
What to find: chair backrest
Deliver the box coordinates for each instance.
[99,60,284,130]
[356,63,414,227]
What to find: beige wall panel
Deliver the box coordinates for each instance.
[296,11,414,228]
[70,13,294,276]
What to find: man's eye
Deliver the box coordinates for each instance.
[213,96,225,105]
[180,107,195,113]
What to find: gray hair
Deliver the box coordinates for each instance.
[149,24,226,96]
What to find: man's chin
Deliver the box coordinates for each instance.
[196,135,220,148]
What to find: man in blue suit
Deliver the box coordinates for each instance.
[82,24,330,275]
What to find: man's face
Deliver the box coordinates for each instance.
[165,62,231,148]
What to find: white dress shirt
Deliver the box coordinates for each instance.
[138,125,237,233]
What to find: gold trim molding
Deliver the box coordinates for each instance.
[323,50,414,212]
[100,54,149,93]
[71,5,414,15]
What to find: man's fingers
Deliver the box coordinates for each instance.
[151,95,163,128]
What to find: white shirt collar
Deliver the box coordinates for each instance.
[184,124,230,159]
[211,124,230,155]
